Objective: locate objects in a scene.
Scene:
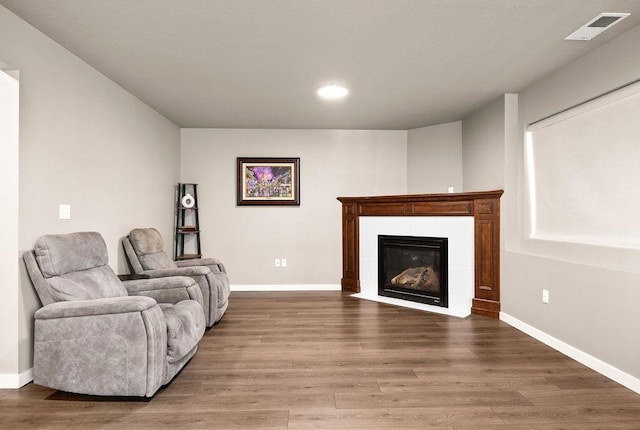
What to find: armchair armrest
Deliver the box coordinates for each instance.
[34,296,157,320]
[175,257,226,273]
[123,275,203,307]
[32,295,168,397]
[141,266,210,277]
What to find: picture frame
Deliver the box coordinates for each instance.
[236,157,300,206]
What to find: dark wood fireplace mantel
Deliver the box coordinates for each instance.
[337,190,504,318]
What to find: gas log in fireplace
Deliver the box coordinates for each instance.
[378,235,448,307]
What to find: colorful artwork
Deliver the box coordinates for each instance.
[237,158,300,206]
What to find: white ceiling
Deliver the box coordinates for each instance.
[2,0,640,129]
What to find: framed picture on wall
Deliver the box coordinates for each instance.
[236,157,300,206]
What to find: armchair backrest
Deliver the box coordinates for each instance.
[24,231,127,306]
[125,228,177,272]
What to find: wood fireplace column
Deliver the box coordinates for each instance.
[472,197,501,318]
[340,201,360,293]
[337,190,504,319]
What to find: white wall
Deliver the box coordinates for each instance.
[407,121,462,194]
[463,23,640,386]
[180,128,407,286]
[462,95,512,192]
[0,5,181,379]
[0,69,20,386]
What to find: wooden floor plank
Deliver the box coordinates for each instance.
[288,407,502,429]
[2,291,640,429]
[335,390,532,409]
[492,404,640,425]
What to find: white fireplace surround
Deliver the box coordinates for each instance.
[355,216,475,318]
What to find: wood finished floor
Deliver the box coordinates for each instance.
[2,291,640,429]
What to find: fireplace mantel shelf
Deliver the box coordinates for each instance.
[337,190,504,318]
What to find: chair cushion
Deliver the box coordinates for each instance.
[35,232,109,277]
[129,228,165,255]
[34,232,127,301]
[129,228,177,270]
[159,300,205,363]
[49,266,127,301]
[139,252,177,271]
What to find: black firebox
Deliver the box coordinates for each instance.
[378,235,448,307]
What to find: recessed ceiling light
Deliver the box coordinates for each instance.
[317,84,349,100]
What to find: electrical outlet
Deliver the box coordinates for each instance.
[542,289,550,304]
[274,259,280,268]
[281,258,287,268]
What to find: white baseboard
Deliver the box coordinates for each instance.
[0,368,32,389]
[231,284,341,292]
[500,312,640,395]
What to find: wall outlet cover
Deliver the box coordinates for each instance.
[59,204,71,220]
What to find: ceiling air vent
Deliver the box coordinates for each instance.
[565,12,630,40]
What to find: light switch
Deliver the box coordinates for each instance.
[59,204,71,220]
[542,289,550,304]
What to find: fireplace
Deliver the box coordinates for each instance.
[378,235,448,307]
[339,190,502,318]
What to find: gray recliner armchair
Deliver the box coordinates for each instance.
[123,228,230,327]
[23,231,206,397]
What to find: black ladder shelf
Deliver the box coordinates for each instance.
[174,183,201,260]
